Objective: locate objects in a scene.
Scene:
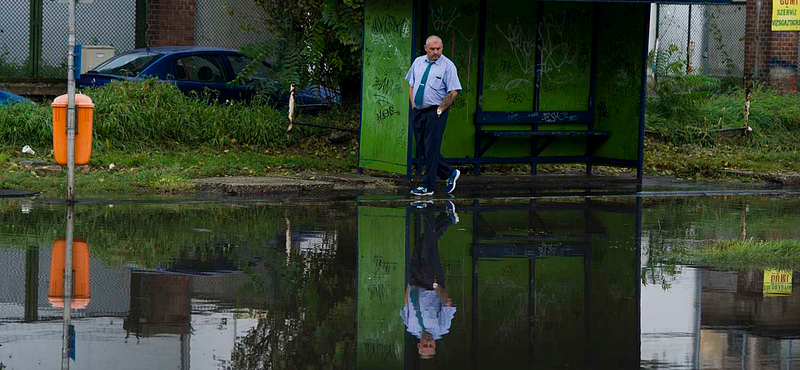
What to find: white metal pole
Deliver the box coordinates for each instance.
[67,0,77,203]
[62,204,74,370]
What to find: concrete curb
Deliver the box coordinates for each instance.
[193,176,335,195]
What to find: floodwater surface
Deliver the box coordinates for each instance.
[0,193,799,369]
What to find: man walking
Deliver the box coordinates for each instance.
[405,35,462,196]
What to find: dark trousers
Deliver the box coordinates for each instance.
[409,206,454,290]
[412,106,454,190]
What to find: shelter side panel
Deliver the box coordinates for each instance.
[428,0,480,159]
[479,0,538,158]
[360,0,414,173]
[592,3,647,162]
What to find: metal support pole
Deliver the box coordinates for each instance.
[67,0,77,203]
[686,5,692,73]
[62,204,75,370]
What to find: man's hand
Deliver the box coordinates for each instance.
[409,86,415,109]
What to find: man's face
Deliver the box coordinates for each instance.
[424,40,442,62]
[417,336,436,359]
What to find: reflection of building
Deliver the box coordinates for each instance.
[0,247,258,370]
[357,198,643,369]
[641,264,800,368]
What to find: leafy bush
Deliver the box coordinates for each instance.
[0,79,313,150]
[648,44,721,121]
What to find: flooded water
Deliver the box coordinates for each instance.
[0,193,799,369]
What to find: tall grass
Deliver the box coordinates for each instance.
[0,79,304,150]
[647,85,800,148]
[657,239,800,271]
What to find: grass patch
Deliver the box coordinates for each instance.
[0,79,359,196]
[0,140,358,197]
[658,239,800,271]
[645,84,800,180]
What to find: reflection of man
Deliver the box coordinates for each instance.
[406,35,462,196]
[401,200,458,359]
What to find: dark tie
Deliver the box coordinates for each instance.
[414,61,433,108]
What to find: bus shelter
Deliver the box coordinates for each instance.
[358,0,724,180]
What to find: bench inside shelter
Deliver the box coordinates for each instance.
[475,110,611,175]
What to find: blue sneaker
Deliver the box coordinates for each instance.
[445,169,460,194]
[410,186,433,196]
[445,200,459,224]
[411,200,433,209]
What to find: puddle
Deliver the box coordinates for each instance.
[0,194,798,369]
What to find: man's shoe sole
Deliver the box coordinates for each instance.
[447,170,461,194]
[410,190,434,196]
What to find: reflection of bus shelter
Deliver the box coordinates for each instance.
[356,198,643,368]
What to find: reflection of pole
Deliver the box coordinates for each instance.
[741,205,747,240]
[285,211,292,264]
[693,268,701,368]
[66,0,77,203]
[25,246,39,322]
[62,204,75,370]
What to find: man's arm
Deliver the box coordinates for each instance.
[438,90,458,113]
[409,86,415,109]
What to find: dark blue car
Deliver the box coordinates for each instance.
[77,46,338,107]
[0,90,33,105]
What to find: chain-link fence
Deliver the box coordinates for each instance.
[0,0,270,81]
[195,0,269,49]
[0,1,136,80]
[654,3,747,82]
[0,2,31,78]
[41,0,137,79]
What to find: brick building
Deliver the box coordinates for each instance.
[744,0,799,90]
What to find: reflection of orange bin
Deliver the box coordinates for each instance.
[52,94,94,166]
[49,237,91,309]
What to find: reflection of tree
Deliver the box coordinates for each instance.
[226,219,357,370]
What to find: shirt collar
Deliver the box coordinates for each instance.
[425,56,442,65]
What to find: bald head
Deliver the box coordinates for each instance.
[426,35,443,46]
[424,35,443,62]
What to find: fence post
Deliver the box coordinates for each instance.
[28,0,43,78]
[135,0,148,48]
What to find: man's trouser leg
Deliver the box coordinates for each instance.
[417,108,454,190]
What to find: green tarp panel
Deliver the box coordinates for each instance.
[593,3,648,162]
[427,0,481,159]
[359,0,414,173]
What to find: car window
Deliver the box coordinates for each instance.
[93,52,162,76]
[226,55,271,81]
[174,55,226,83]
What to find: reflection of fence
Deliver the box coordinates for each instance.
[654,3,746,80]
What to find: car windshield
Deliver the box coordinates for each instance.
[92,51,163,76]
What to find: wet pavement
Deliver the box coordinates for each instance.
[0,190,799,369]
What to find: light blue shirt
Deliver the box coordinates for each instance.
[400,286,457,340]
[405,54,462,109]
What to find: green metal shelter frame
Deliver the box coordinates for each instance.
[358,0,726,181]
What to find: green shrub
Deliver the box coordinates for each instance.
[0,79,312,150]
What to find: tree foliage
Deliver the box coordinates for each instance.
[244,0,364,105]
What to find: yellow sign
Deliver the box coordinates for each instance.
[772,0,800,31]
[764,269,793,297]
